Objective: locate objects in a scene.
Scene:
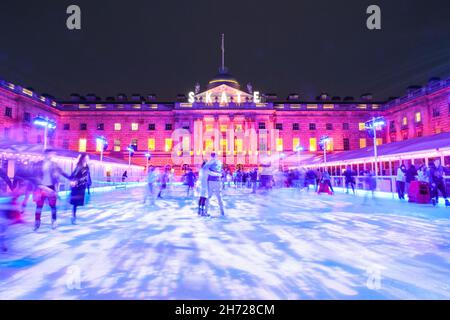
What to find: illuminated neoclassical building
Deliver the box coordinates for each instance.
[0,58,449,171]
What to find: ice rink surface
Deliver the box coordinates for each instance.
[1,185,450,300]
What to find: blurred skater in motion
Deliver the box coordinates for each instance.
[12,165,35,214]
[0,168,13,192]
[206,153,225,216]
[429,159,450,207]
[344,166,356,195]
[86,169,92,196]
[250,168,258,194]
[0,171,18,252]
[185,168,196,197]
[69,154,91,225]
[122,171,128,182]
[197,161,209,216]
[144,166,158,205]
[157,166,170,199]
[305,169,316,192]
[33,149,70,231]
[321,170,334,194]
[363,170,377,200]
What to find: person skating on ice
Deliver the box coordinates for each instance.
[429,159,450,207]
[205,152,225,216]
[157,166,170,199]
[343,166,356,195]
[197,161,209,216]
[144,166,158,205]
[185,168,196,197]
[69,154,91,225]
[32,149,70,231]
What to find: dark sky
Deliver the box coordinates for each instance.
[0,0,449,101]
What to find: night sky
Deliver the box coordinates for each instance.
[0,0,449,101]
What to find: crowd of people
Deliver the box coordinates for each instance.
[396,159,450,206]
[0,149,92,251]
[1,149,449,252]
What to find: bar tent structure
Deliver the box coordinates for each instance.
[303,131,450,194]
[0,139,145,188]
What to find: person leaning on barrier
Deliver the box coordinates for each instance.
[429,159,450,207]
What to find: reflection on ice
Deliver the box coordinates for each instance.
[0,186,450,299]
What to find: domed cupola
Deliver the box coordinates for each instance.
[207,67,240,90]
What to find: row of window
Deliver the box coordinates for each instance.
[63,122,365,132]
[75,137,381,153]
[64,123,171,131]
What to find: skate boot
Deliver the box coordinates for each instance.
[71,216,77,225]
[431,199,437,207]
[51,219,58,229]
[445,199,450,207]
[33,220,41,231]
[198,206,202,216]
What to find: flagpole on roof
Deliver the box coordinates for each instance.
[221,33,225,71]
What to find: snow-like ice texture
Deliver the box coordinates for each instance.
[1,186,450,300]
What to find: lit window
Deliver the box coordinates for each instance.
[309,138,317,152]
[293,138,300,151]
[276,138,283,152]
[235,124,243,132]
[376,138,383,146]
[182,137,190,151]
[79,139,87,152]
[148,138,155,151]
[205,124,214,132]
[96,139,103,152]
[326,138,334,151]
[415,112,422,123]
[114,123,121,131]
[165,139,173,152]
[359,123,366,131]
[220,125,228,132]
[402,117,408,126]
[235,139,243,152]
[220,139,227,150]
[204,139,214,151]
[359,138,367,149]
[131,123,139,131]
[114,140,121,152]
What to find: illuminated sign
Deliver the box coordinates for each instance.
[188,85,261,105]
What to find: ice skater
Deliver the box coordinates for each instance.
[396,164,407,200]
[343,166,356,195]
[321,170,334,194]
[205,153,225,216]
[144,166,158,205]
[197,161,209,216]
[69,154,91,225]
[185,168,196,197]
[33,149,70,231]
[157,166,170,199]
[429,159,450,207]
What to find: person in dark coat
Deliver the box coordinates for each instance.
[343,166,356,195]
[185,168,196,197]
[405,164,418,197]
[429,159,450,207]
[69,154,91,225]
